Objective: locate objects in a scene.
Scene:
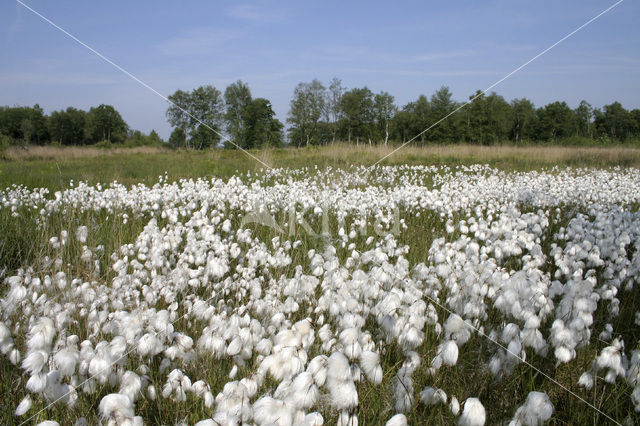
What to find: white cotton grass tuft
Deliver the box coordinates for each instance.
[26,372,47,393]
[15,395,32,416]
[440,340,459,366]
[432,340,459,371]
[27,317,56,351]
[326,352,358,410]
[594,338,626,383]
[450,396,460,415]
[508,391,553,426]
[459,397,486,426]
[359,350,383,384]
[194,420,218,426]
[307,354,328,387]
[53,349,78,377]
[119,371,143,402]
[284,372,319,409]
[385,413,408,426]
[76,226,89,243]
[301,412,324,426]
[98,393,141,425]
[420,387,447,406]
[444,314,471,345]
[578,372,594,390]
[252,396,295,426]
[393,368,414,412]
[337,410,358,426]
[22,349,49,374]
[191,380,214,408]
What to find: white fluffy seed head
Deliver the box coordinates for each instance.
[98,393,134,421]
[360,350,383,384]
[440,340,459,366]
[510,391,553,426]
[459,397,486,426]
[385,413,408,426]
[53,349,78,377]
[15,395,32,416]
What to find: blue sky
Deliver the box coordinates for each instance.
[1,0,638,139]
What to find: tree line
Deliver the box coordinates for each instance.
[0,104,163,148]
[166,78,640,149]
[284,79,640,147]
[2,78,639,150]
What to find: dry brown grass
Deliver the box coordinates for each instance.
[324,142,639,162]
[3,145,170,160]
[299,142,640,169]
[4,143,640,171]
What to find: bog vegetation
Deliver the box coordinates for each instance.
[1,150,640,424]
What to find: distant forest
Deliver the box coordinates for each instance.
[2,78,639,150]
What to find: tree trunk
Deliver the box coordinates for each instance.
[384,122,389,146]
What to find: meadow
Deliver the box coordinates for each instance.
[3,143,640,190]
[1,144,639,425]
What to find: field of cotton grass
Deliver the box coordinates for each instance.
[1,162,640,425]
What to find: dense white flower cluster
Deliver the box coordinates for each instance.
[1,165,640,423]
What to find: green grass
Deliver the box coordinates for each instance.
[2,143,640,191]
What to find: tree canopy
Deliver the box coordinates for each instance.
[3,78,640,149]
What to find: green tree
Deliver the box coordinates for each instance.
[373,91,396,145]
[402,95,431,144]
[244,98,283,148]
[464,91,511,145]
[536,101,576,141]
[166,86,224,149]
[574,100,593,139]
[510,98,537,143]
[0,105,48,144]
[169,127,186,148]
[429,86,459,143]
[630,109,640,139]
[390,110,415,143]
[339,87,374,145]
[190,125,218,150]
[84,104,128,144]
[189,85,224,148]
[48,107,86,145]
[287,79,327,147]
[594,102,634,141]
[20,118,34,146]
[166,89,191,147]
[325,78,344,144]
[224,80,252,149]
[148,130,163,145]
